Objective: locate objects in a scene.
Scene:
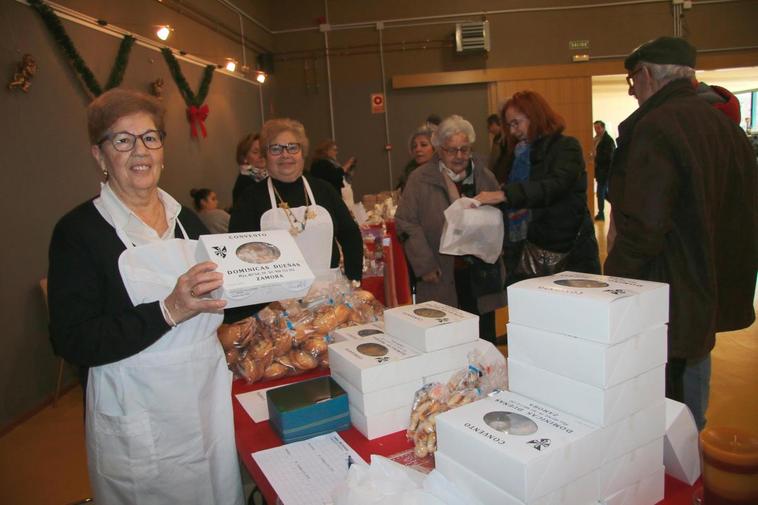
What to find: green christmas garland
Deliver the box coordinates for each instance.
[160,48,215,107]
[28,0,135,97]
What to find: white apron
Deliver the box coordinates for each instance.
[261,177,334,276]
[85,218,244,505]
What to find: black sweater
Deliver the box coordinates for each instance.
[226,175,363,322]
[47,200,208,384]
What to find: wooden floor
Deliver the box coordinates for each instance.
[1,219,756,505]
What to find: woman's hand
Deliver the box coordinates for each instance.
[421,269,441,283]
[342,157,356,173]
[164,261,227,325]
[474,190,506,205]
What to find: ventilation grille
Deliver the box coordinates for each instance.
[455,21,490,53]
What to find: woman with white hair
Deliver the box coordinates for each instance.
[395,115,506,343]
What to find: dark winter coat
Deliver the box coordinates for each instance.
[605,78,758,360]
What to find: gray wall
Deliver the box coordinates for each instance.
[0,1,264,427]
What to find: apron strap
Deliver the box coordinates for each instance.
[302,177,318,205]
[266,178,277,210]
[175,217,190,240]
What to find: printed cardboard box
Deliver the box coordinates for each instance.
[507,272,668,344]
[507,323,667,388]
[384,301,478,351]
[327,334,424,393]
[331,371,422,416]
[598,437,664,498]
[597,400,666,464]
[329,321,385,344]
[601,465,665,505]
[435,390,602,502]
[349,403,412,440]
[196,230,314,308]
[435,451,599,505]
[508,359,665,426]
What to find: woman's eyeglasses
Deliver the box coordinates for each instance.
[268,143,302,155]
[440,145,472,156]
[99,130,165,152]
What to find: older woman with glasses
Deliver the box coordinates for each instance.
[47,88,244,504]
[476,90,600,285]
[395,115,506,343]
[227,118,363,320]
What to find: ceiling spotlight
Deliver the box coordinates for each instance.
[156,25,171,41]
[255,71,267,84]
[225,59,238,72]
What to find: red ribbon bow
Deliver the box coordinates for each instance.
[186,104,209,138]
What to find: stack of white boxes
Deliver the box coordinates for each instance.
[434,271,670,505]
[328,301,483,440]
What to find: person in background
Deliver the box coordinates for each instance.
[310,139,357,211]
[232,132,267,207]
[47,88,243,504]
[487,113,503,173]
[695,81,741,125]
[426,113,442,128]
[592,120,615,221]
[228,119,363,322]
[476,90,601,286]
[190,188,230,233]
[396,124,436,192]
[605,36,757,430]
[395,115,506,343]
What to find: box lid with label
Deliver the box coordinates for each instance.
[508,359,665,427]
[507,323,667,388]
[384,301,478,351]
[196,230,315,308]
[327,334,424,393]
[435,390,602,502]
[507,272,668,344]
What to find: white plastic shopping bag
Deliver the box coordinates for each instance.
[439,198,504,264]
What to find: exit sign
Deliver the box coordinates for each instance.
[569,40,590,50]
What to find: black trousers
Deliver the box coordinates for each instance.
[454,266,497,344]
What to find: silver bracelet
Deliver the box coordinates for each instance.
[159,299,178,327]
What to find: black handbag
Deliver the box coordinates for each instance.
[514,240,571,277]
[469,256,504,297]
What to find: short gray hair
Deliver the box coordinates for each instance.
[432,115,476,148]
[644,63,695,83]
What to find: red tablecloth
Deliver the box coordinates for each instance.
[233,375,699,504]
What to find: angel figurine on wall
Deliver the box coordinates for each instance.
[8,54,37,93]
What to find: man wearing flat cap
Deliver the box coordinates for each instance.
[605,36,757,430]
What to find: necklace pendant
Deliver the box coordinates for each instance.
[289,226,299,236]
[306,210,317,219]
[278,202,289,210]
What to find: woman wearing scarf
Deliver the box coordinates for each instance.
[395,115,506,343]
[477,90,600,286]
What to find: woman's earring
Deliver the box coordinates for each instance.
[102,169,109,180]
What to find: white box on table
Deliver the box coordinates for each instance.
[507,323,667,388]
[435,390,602,502]
[598,437,664,498]
[195,231,314,308]
[331,371,421,416]
[597,400,666,464]
[383,301,478,351]
[507,272,668,344]
[435,450,599,505]
[329,321,385,344]
[601,465,665,505]
[349,403,411,440]
[663,398,701,485]
[508,359,665,426]
[328,334,424,393]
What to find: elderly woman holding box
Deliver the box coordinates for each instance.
[395,114,506,343]
[47,88,243,505]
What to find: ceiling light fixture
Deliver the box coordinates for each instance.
[225,59,238,72]
[156,25,172,41]
[255,70,267,84]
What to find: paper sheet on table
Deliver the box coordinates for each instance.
[235,385,287,423]
[253,432,366,505]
